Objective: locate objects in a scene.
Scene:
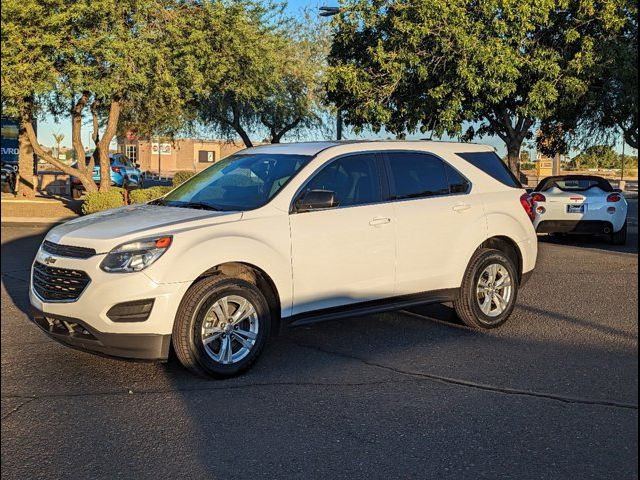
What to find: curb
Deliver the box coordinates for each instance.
[1,216,77,227]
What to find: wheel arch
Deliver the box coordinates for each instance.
[478,236,523,283]
[194,262,282,336]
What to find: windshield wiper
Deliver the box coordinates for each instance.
[172,201,220,211]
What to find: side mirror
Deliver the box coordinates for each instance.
[295,189,339,213]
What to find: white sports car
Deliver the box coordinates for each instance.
[531,175,628,245]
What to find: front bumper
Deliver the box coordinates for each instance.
[31,308,171,360]
[28,246,194,363]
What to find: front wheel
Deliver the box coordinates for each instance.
[172,276,271,378]
[454,248,519,329]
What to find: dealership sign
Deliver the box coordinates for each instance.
[151,142,171,155]
[1,117,19,163]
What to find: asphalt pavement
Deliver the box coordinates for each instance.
[1,201,638,479]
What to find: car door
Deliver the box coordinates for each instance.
[289,153,396,315]
[384,151,484,295]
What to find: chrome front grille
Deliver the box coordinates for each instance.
[42,240,96,259]
[32,262,91,302]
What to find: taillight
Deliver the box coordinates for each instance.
[607,193,622,202]
[531,193,546,203]
[520,193,535,221]
[111,166,121,174]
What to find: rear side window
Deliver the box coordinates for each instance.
[457,151,521,188]
[443,162,471,194]
[387,152,449,199]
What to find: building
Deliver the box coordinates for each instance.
[119,137,247,174]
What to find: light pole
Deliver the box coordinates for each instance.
[320,6,343,140]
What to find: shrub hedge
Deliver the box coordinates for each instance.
[129,186,173,204]
[172,170,196,187]
[81,188,127,215]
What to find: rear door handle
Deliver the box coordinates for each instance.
[452,203,471,213]
[369,217,392,226]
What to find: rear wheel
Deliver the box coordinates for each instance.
[611,221,628,246]
[454,248,519,329]
[172,276,271,378]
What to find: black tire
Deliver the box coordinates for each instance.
[172,275,271,378]
[454,248,519,329]
[611,221,627,246]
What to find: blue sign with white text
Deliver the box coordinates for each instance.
[1,117,20,164]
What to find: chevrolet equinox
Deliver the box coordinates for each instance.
[31,141,538,377]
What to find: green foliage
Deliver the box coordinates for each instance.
[128,186,173,204]
[172,171,197,187]
[571,145,638,169]
[195,4,330,146]
[81,188,126,215]
[326,0,630,171]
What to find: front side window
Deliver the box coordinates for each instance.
[303,154,381,207]
[160,153,312,211]
[387,152,449,199]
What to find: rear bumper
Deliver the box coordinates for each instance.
[30,308,171,361]
[536,220,613,234]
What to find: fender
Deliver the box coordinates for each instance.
[144,213,294,317]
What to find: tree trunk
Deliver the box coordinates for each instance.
[23,121,97,192]
[269,118,301,144]
[70,92,98,194]
[97,98,122,192]
[506,140,522,176]
[16,118,35,197]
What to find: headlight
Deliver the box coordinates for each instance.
[100,236,172,273]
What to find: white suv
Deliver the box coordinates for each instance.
[30,141,537,377]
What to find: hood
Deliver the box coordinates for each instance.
[46,204,242,253]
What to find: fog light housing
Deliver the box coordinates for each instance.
[607,207,616,214]
[107,299,155,322]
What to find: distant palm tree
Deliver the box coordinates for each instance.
[52,133,64,159]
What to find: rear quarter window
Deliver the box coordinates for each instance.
[457,152,521,188]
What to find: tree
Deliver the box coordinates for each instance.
[2,0,196,194]
[52,133,64,158]
[325,0,629,173]
[571,144,638,170]
[1,0,64,196]
[197,3,329,147]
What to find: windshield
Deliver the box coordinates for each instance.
[536,176,613,193]
[160,153,312,211]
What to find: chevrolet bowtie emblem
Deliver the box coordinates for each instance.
[43,256,57,265]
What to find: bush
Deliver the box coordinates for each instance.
[129,186,173,204]
[172,170,196,187]
[81,188,126,215]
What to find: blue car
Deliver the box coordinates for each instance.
[71,153,143,198]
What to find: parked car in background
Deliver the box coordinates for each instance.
[531,175,628,245]
[71,153,143,198]
[0,162,18,193]
[1,161,18,193]
[31,141,537,378]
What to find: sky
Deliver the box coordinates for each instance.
[36,0,637,159]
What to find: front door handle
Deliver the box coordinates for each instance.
[369,217,392,226]
[452,203,471,213]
